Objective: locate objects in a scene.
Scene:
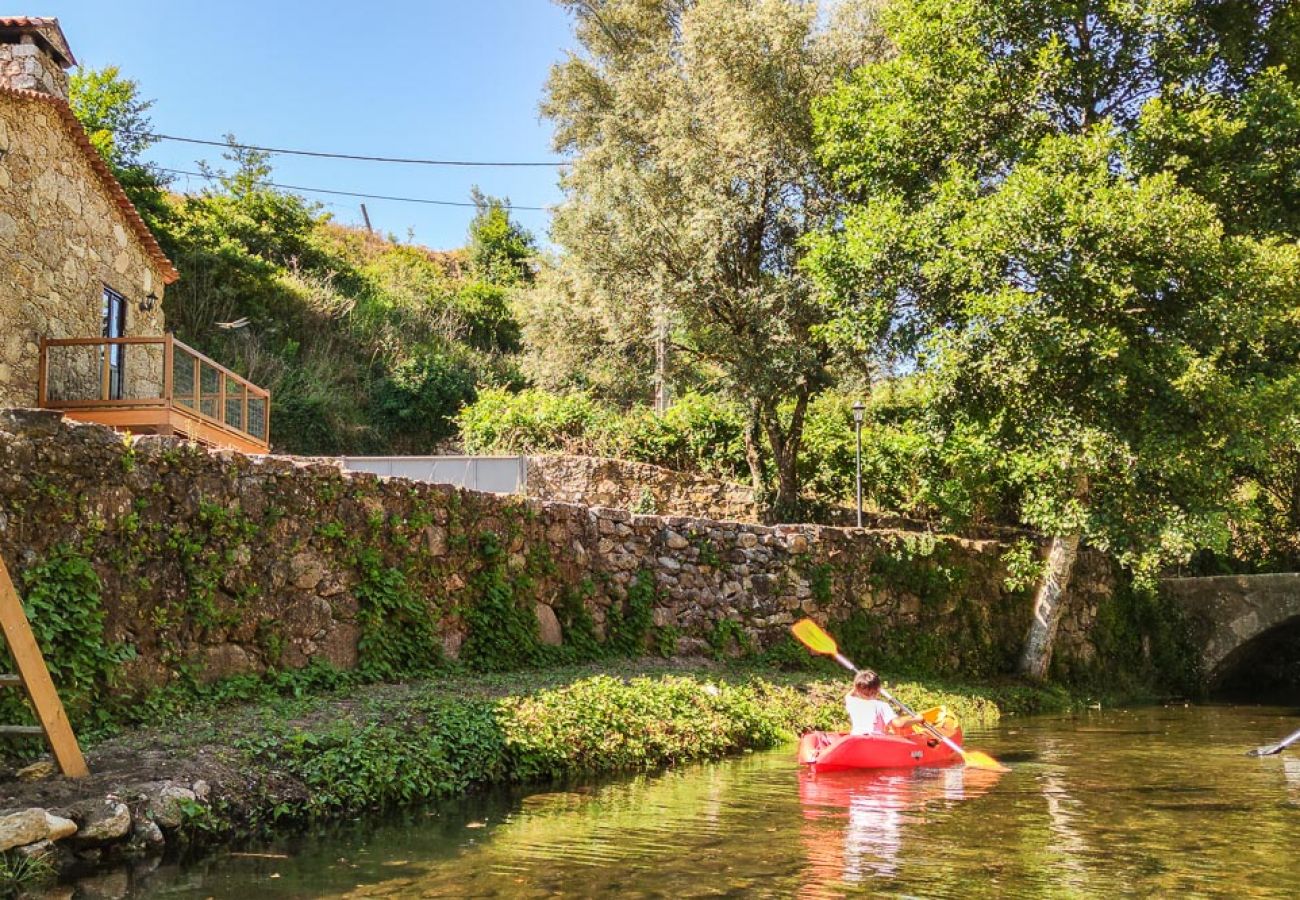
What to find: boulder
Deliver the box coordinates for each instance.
[12,838,55,863]
[45,811,77,841]
[287,551,328,591]
[424,525,448,556]
[145,784,197,830]
[131,816,164,849]
[535,603,563,646]
[0,808,51,851]
[66,799,131,844]
[195,643,257,683]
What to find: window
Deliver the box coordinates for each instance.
[101,286,127,400]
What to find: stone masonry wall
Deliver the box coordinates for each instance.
[521,454,1040,539]
[0,92,168,409]
[0,411,1116,693]
[525,455,760,522]
[0,38,68,98]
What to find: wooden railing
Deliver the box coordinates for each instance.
[38,335,270,453]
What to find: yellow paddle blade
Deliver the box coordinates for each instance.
[960,749,1010,773]
[791,618,838,656]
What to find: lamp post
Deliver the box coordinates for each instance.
[851,400,865,527]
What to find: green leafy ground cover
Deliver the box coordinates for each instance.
[37,658,1092,842]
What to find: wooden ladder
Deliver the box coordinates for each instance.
[0,555,89,778]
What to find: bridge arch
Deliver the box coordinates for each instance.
[1160,573,1300,687]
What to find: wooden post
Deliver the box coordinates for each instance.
[218,371,227,428]
[361,203,374,234]
[36,339,48,406]
[0,557,88,778]
[100,342,111,401]
[163,334,174,405]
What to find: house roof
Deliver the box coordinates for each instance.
[0,16,75,67]
[0,84,179,283]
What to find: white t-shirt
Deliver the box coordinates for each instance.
[846,694,895,735]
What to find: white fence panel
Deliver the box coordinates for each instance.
[340,456,527,494]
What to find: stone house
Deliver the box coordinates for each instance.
[0,16,268,452]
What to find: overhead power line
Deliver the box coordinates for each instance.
[117,128,569,168]
[157,167,551,211]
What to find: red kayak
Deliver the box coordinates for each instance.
[798,707,963,771]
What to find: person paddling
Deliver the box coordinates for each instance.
[845,670,923,736]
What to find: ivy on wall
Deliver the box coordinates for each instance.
[1,547,132,731]
[355,549,442,679]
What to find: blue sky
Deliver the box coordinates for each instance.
[45,0,573,249]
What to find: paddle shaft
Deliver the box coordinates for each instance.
[829,652,968,759]
[1260,725,1300,756]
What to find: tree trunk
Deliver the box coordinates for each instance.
[742,400,766,500]
[653,304,670,413]
[760,392,810,523]
[1017,532,1081,681]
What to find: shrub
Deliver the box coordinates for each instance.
[369,350,478,447]
[458,388,617,455]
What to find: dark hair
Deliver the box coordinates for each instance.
[852,669,881,698]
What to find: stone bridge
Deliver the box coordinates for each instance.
[1161,573,1300,685]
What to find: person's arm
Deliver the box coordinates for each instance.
[890,712,925,731]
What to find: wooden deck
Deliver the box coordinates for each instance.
[38,335,270,454]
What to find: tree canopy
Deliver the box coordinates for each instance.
[806,0,1300,673]
[535,0,889,517]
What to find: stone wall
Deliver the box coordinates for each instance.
[0,411,1118,694]
[525,455,760,522]
[0,38,67,97]
[521,454,1039,541]
[0,91,168,409]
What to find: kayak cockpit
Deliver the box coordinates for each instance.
[798,707,963,771]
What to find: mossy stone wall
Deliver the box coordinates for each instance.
[0,411,1119,699]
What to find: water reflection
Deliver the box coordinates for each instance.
[799,766,1002,891]
[1285,757,1300,806]
[123,706,1300,899]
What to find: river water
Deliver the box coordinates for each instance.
[124,705,1300,898]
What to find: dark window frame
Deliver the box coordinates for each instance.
[101,285,127,400]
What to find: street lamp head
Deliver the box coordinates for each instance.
[851,400,866,425]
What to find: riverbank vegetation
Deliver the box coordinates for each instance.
[0,659,1073,839]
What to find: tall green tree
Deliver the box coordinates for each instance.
[68,65,169,221]
[537,0,888,518]
[807,0,1300,676]
[467,188,537,286]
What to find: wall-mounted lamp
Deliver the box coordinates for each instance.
[139,293,158,313]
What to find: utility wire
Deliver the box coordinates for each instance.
[116,128,569,168]
[158,167,551,211]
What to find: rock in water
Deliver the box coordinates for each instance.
[0,808,52,851]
